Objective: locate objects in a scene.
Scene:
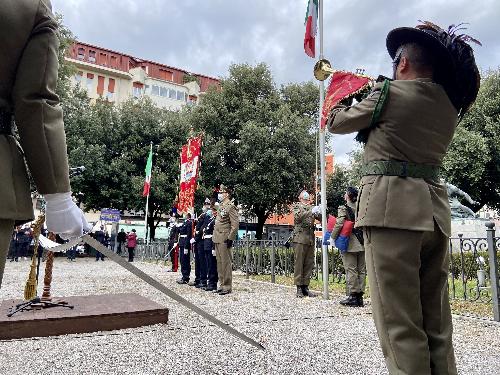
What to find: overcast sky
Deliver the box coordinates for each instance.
[53,0,499,165]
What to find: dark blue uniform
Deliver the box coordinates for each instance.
[179,218,193,282]
[194,213,209,287]
[94,230,106,261]
[203,216,218,290]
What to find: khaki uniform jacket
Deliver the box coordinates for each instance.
[292,202,315,246]
[331,201,363,253]
[0,0,70,222]
[213,200,239,244]
[327,79,457,236]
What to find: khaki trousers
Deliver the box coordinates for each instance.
[341,251,366,294]
[215,242,232,292]
[0,220,15,290]
[364,221,457,375]
[293,242,314,286]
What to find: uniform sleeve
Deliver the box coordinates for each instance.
[228,205,239,241]
[331,206,347,240]
[11,0,70,194]
[326,83,382,135]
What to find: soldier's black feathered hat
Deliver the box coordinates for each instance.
[386,21,481,118]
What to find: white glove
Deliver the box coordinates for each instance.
[183,248,188,255]
[311,206,321,215]
[173,242,178,248]
[45,192,91,240]
[190,238,196,244]
[212,249,216,256]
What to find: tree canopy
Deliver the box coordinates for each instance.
[442,69,500,211]
[189,63,318,238]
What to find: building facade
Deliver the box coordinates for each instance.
[66,42,219,110]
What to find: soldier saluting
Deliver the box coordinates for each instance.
[212,185,239,295]
[292,191,320,298]
[326,21,480,374]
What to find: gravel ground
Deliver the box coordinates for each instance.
[1,258,499,375]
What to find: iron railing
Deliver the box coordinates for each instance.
[133,224,500,321]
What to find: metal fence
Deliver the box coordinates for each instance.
[134,224,500,320]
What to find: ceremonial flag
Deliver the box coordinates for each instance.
[304,0,318,58]
[142,145,153,197]
[320,71,372,129]
[178,136,202,213]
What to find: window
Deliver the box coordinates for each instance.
[160,87,168,97]
[110,55,118,68]
[168,89,176,99]
[159,69,173,81]
[97,76,105,96]
[99,53,107,66]
[176,90,185,101]
[74,71,83,83]
[151,85,160,96]
[86,73,94,91]
[132,82,143,98]
[107,78,115,101]
[77,48,85,60]
[89,50,96,63]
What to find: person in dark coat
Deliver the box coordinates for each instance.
[176,213,193,284]
[202,206,218,291]
[116,228,127,255]
[190,198,211,288]
[94,226,106,261]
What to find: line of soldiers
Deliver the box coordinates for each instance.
[168,185,239,295]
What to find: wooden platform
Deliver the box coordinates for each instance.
[0,293,169,340]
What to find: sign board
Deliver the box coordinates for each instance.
[100,208,121,223]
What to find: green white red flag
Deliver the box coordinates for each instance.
[142,146,153,197]
[304,0,318,58]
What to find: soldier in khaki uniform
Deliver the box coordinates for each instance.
[212,185,239,295]
[331,187,365,307]
[292,191,320,298]
[326,23,479,375]
[0,0,89,288]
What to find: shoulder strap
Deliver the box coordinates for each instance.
[355,79,390,144]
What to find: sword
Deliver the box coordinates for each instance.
[81,235,264,350]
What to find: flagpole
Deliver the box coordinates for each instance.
[318,0,329,300]
[144,142,153,245]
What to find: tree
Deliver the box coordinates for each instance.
[442,69,500,210]
[64,96,189,240]
[326,166,350,216]
[54,13,76,101]
[189,63,317,238]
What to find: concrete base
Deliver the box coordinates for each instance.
[0,293,168,340]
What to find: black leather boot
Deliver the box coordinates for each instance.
[357,292,364,307]
[296,286,305,298]
[340,293,359,307]
[301,285,317,297]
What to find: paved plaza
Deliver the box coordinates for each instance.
[1,258,499,375]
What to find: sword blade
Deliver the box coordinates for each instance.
[82,235,264,350]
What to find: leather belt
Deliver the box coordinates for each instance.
[0,109,13,135]
[362,160,440,180]
[180,235,187,238]
[203,235,213,239]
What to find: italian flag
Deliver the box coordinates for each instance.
[142,146,153,197]
[304,0,318,58]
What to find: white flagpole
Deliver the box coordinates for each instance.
[318,0,329,300]
[144,142,153,245]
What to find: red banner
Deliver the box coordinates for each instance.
[320,71,371,129]
[178,136,202,213]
